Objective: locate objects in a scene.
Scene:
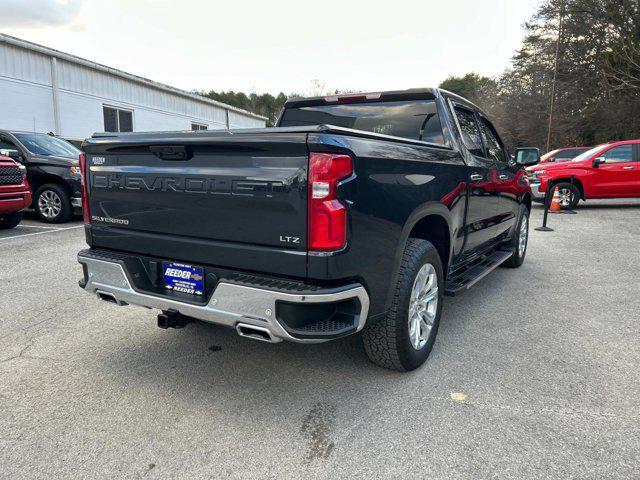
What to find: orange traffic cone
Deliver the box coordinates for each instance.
[549,187,562,213]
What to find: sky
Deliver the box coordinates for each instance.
[1,0,541,96]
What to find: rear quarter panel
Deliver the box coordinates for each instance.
[307,133,467,317]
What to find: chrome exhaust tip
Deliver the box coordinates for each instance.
[95,290,127,306]
[235,323,280,343]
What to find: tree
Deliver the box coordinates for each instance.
[439,73,493,103]
[198,90,291,126]
[444,0,640,151]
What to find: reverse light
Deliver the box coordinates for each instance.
[308,153,353,252]
[79,153,91,224]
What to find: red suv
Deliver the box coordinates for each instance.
[527,140,640,209]
[540,146,591,164]
[0,153,32,229]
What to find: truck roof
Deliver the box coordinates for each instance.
[284,87,483,113]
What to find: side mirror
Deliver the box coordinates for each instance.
[593,156,605,167]
[0,148,22,162]
[515,147,540,167]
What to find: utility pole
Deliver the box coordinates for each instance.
[546,1,565,152]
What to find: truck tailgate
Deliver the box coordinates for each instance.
[83,132,309,277]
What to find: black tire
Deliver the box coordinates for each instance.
[502,204,529,268]
[362,238,444,372]
[34,184,72,223]
[0,212,23,229]
[553,182,580,210]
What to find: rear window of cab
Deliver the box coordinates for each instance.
[280,100,445,146]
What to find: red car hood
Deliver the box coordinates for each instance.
[526,160,588,173]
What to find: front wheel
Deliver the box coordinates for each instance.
[0,212,23,229]
[35,184,72,223]
[362,238,444,372]
[554,182,580,210]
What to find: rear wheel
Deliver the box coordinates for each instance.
[0,212,23,229]
[362,238,443,371]
[35,184,72,223]
[503,204,529,268]
[554,182,580,210]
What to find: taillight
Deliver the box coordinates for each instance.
[79,152,90,224]
[308,153,353,252]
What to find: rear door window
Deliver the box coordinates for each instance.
[479,117,507,164]
[453,107,484,157]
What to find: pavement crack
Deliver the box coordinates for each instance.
[0,341,33,364]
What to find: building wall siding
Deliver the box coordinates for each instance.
[0,77,55,132]
[0,43,51,86]
[0,39,266,138]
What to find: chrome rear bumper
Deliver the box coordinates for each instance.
[78,254,369,344]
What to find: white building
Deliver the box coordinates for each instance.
[0,33,267,139]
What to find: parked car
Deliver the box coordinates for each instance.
[0,131,82,223]
[527,140,640,209]
[0,151,32,229]
[77,88,537,371]
[540,146,591,164]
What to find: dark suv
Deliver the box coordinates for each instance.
[0,131,82,223]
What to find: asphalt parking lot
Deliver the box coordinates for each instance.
[1,202,639,479]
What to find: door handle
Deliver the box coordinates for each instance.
[470,173,483,181]
[498,174,508,180]
[623,166,635,170]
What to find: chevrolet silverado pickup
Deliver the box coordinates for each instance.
[77,88,536,371]
[528,140,640,209]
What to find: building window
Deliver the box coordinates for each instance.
[191,123,208,131]
[103,106,133,132]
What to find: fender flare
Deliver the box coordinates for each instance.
[382,202,453,315]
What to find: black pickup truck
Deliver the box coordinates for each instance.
[0,131,83,223]
[77,88,538,371]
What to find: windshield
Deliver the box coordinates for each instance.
[571,144,608,162]
[14,133,81,159]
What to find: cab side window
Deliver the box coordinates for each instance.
[603,145,634,163]
[453,107,484,157]
[479,117,507,164]
[0,137,18,151]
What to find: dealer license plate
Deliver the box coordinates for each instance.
[163,262,205,296]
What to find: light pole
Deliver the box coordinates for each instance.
[546,1,565,153]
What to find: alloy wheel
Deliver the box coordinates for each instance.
[38,190,62,220]
[408,263,438,350]
[558,187,573,207]
[519,215,528,257]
